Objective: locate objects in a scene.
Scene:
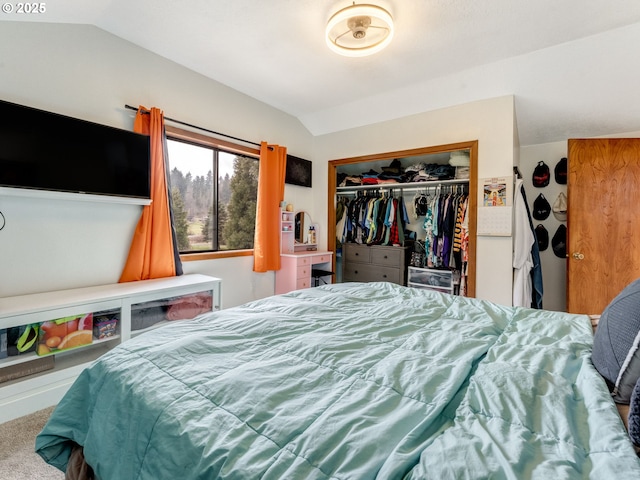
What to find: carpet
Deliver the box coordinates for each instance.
[0,406,65,480]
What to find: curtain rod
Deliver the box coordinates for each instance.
[124,104,261,148]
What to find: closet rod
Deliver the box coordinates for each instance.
[124,104,262,148]
[336,179,469,196]
[337,185,468,196]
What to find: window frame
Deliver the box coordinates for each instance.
[165,125,260,262]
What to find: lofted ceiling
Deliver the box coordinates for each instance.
[3,0,640,146]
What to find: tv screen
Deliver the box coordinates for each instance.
[0,99,151,199]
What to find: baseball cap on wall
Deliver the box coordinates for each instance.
[532,194,551,220]
[532,161,550,188]
[555,157,567,184]
[535,224,549,251]
[552,192,567,221]
[552,224,567,258]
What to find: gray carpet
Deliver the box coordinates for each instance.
[0,406,65,480]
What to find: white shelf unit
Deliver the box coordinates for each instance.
[281,210,295,254]
[0,273,222,423]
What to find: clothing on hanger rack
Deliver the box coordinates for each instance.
[337,190,410,247]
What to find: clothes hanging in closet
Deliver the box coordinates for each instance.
[337,193,410,247]
[419,189,469,272]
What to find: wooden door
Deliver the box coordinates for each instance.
[567,138,640,314]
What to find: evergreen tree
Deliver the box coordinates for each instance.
[223,157,259,249]
[202,207,211,243]
[171,186,190,251]
[219,173,231,205]
[216,203,229,248]
[170,167,188,198]
[183,172,193,219]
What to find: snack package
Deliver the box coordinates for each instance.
[37,313,93,356]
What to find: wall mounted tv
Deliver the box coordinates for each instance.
[0,99,151,200]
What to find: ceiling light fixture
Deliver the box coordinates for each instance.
[326,3,394,57]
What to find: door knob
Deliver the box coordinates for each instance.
[572,252,585,260]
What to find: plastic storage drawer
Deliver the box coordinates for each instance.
[407,267,454,294]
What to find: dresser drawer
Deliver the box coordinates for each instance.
[343,263,401,284]
[370,247,404,267]
[296,277,311,289]
[297,264,312,279]
[312,254,332,264]
[297,256,312,267]
[408,282,454,294]
[343,244,370,264]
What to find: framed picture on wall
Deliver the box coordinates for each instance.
[285,155,312,188]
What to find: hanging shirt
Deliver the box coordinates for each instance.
[513,178,535,307]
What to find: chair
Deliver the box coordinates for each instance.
[311,268,334,287]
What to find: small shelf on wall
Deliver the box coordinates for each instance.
[0,187,152,206]
[281,210,295,254]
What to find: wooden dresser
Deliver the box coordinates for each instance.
[342,243,409,285]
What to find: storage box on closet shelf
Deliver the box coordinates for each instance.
[449,151,470,180]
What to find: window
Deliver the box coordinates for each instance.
[165,126,259,255]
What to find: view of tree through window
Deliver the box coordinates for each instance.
[166,138,259,253]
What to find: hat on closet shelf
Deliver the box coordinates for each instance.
[381,159,403,174]
[532,194,551,220]
[552,192,567,221]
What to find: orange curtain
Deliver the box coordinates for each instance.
[119,106,180,282]
[253,142,287,272]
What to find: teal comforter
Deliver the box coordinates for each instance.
[36,282,640,479]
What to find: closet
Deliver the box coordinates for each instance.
[328,141,478,297]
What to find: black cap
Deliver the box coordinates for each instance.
[555,157,567,184]
[532,161,550,188]
[532,194,551,220]
[552,224,567,258]
[535,224,549,251]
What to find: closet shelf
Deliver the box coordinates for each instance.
[336,178,468,195]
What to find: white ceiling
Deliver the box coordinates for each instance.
[4,0,640,146]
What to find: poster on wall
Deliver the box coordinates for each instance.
[482,177,510,206]
[478,177,512,236]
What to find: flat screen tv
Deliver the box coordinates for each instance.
[0,99,151,199]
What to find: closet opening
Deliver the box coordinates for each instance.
[328,140,478,298]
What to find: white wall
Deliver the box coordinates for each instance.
[314,96,517,305]
[0,22,314,307]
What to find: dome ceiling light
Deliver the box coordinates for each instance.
[326,3,394,57]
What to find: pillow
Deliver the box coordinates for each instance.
[630,377,640,446]
[592,278,640,403]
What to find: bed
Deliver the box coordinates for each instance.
[35,282,640,479]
